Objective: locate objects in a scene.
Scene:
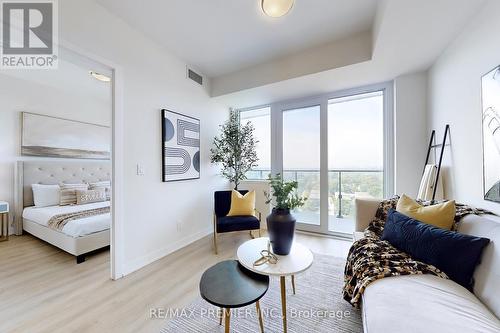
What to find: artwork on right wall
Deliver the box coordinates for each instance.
[482,65,500,203]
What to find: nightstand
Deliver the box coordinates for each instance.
[0,201,9,241]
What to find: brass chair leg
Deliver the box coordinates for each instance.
[256,300,264,333]
[219,307,223,325]
[249,230,255,239]
[213,231,218,255]
[213,213,218,255]
[257,210,262,239]
[291,275,296,295]
[224,308,231,333]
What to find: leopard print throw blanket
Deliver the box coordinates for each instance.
[342,196,489,308]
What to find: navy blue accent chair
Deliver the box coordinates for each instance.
[213,190,261,254]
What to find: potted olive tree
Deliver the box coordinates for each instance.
[210,109,258,190]
[264,173,307,255]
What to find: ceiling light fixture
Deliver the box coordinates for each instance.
[261,0,294,18]
[89,71,111,82]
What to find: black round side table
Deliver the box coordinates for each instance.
[200,260,269,333]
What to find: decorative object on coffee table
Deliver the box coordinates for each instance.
[199,260,269,333]
[0,201,8,241]
[253,240,278,266]
[237,237,313,333]
[264,174,307,255]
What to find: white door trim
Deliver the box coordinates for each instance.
[56,39,125,280]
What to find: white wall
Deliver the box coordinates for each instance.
[55,0,228,274]
[428,0,500,213]
[394,72,428,197]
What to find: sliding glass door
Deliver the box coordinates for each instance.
[282,104,321,226]
[327,92,385,234]
[274,83,393,237]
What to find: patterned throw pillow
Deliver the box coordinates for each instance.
[89,181,111,200]
[60,183,89,206]
[76,189,107,205]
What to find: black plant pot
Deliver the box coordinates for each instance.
[266,208,296,255]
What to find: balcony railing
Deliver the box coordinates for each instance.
[246,168,383,220]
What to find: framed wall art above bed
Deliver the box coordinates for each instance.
[21,112,111,160]
[482,65,500,203]
[161,109,200,182]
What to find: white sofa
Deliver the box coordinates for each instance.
[354,198,500,333]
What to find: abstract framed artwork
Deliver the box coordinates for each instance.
[21,112,111,159]
[161,109,200,182]
[482,65,500,203]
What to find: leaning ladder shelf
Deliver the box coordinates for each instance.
[423,124,450,202]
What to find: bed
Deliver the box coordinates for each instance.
[15,161,111,263]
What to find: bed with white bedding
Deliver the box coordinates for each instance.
[23,201,111,237]
[15,161,111,263]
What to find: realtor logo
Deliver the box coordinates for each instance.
[1,0,58,68]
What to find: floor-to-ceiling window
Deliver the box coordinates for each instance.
[327,91,385,234]
[240,106,271,180]
[239,82,393,237]
[283,105,321,226]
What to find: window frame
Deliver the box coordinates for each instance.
[238,105,272,180]
[237,81,394,237]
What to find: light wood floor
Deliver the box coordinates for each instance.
[0,231,351,333]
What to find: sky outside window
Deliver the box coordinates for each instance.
[240,107,271,171]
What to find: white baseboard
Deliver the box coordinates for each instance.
[122,227,213,276]
[295,229,353,241]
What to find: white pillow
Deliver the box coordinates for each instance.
[32,184,61,207]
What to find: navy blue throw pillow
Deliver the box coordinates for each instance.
[382,209,490,290]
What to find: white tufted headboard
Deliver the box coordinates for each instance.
[15,161,111,234]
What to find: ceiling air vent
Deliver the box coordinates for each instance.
[187,68,203,85]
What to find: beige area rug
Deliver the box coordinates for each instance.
[161,253,362,332]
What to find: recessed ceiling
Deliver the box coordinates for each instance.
[212,0,486,107]
[96,0,378,77]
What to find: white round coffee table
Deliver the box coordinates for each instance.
[237,237,313,333]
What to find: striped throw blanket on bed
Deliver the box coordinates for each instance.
[47,207,110,231]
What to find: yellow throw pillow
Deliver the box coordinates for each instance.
[396,194,456,230]
[227,190,256,216]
